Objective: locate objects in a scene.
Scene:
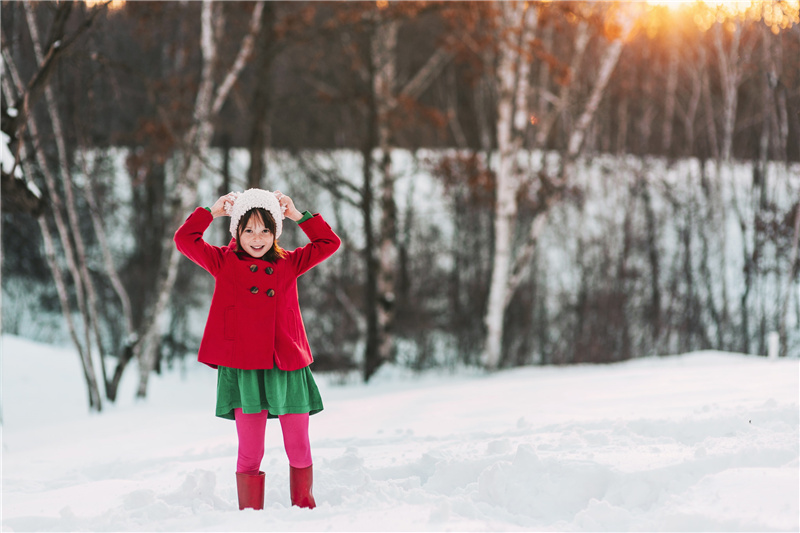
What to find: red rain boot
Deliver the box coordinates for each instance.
[236,471,265,510]
[289,465,316,509]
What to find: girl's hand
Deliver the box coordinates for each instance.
[210,193,237,218]
[275,191,303,222]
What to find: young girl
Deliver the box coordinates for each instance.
[174,188,340,511]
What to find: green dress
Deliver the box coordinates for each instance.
[216,365,324,420]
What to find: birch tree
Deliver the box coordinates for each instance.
[135,0,264,397]
[1,0,107,411]
[370,8,401,380]
[482,1,537,371]
[712,15,757,353]
[23,0,118,404]
[713,17,755,164]
[482,2,632,370]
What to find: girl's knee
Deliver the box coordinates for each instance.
[279,413,312,468]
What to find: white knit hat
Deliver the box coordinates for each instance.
[227,188,286,240]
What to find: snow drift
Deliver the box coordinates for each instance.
[2,335,798,531]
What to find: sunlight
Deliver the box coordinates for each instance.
[643,0,799,33]
[83,0,126,10]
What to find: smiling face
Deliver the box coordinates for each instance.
[237,208,275,259]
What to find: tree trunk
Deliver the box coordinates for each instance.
[484,4,628,369]
[565,39,624,160]
[677,48,702,156]
[534,20,589,148]
[560,36,624,184]
[372,16,399,373]
[640,174,662,345]
[779,203,800,356]
[661,40,679,155]
[246,1,276,190]
[136,0,264,397]
[701,68,719,161]
[361,130,381,381]
[713,22,742,164]
[77,149,138,402]
[358,8,456,380]
[1,1,103,145]
[38,215,101,409]
[616,93,629,156]
[483,1,536,370]
[712,18,758,354]
[3,16,103,411]
[24,1,109,407]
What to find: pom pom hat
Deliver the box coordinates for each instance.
[227,188,286,240]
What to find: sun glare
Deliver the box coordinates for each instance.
[640,0,799,33]
[84,0,126,10]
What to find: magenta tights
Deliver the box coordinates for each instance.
[234,408,312,474]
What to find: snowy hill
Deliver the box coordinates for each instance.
[2,335,798,531]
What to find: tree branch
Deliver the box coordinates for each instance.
[292,151,363,208]
[211,1,265,116]
[1,2,105,141]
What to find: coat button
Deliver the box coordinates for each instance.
[250,264,258,272]
[250,286,259,294]
[266,289,275,297]
[265,267,274,275]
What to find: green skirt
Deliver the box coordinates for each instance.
[216,365,324,420]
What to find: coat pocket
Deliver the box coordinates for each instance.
[224,306,236,340]
[285,309,304,343]
[287,309,297,341]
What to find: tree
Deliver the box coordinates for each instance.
[293,1,454,380]
[482,2,634,370]
[2,0,113,411]
[134,0,265,397]
[244,1,278,190]
[482,0,537,370]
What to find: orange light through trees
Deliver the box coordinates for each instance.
[83,0,126,10]
[643,0,799,34]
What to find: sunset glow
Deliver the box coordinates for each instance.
[84,0,126,10]
[644,0,799,33]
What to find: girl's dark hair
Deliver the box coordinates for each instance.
[236,208,286,262]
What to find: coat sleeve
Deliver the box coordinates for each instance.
[174,207,225,276]
[288,213,341,277]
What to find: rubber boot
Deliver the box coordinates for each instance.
[289,465,316,509]
[236,471,265,510]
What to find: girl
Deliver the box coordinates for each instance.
[174,188,340,511]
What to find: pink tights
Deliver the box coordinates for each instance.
[234,408,312,474]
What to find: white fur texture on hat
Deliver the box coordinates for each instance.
[227,188,286,240]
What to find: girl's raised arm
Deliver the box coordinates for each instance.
[174,192,236,276]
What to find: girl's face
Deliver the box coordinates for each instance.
[238,215,274,258]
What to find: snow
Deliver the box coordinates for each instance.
[0,131,24,181]
[2,335,798,532]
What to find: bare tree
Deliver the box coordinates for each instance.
[482,1,537,370]
[780,203,800,356]
[245,1,277,189]
[483,2,632,370]
[2,0,110,411]
[135,0,265,397]
[370,8,401,380]
[713,19,756,164]
[295,2,455,380]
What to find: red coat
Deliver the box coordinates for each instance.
[174,207,341,370]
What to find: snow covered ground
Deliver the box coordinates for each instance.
[2,335,798,532]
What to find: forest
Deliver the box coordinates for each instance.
[2,0,799,412]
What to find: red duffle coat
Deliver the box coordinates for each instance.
[174,207,341,370]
